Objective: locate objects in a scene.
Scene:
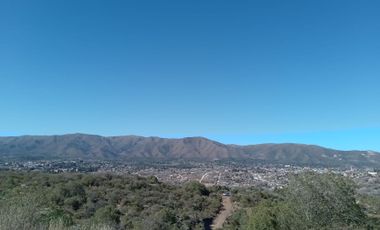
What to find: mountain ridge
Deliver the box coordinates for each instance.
[0,133,379,168]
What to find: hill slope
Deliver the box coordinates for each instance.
[0,134,379,167]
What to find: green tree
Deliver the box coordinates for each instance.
[245,172,368,230]
[93,205,121,226]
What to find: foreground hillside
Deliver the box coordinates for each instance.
[0,171,221,230]
[223,173,380,229]
[0,134,379,168]
[0,171,379,230]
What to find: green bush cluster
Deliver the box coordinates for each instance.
[0,171,221,230]
[225,172,380,230]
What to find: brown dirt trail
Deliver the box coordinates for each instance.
[211,196,233,229]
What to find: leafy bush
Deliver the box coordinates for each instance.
[0,171,221,229]
[225,172,377,230]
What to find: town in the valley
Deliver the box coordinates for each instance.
[1,159,379,196]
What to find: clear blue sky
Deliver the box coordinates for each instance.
[1,0,379,151]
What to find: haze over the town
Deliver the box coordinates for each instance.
[1,0,379,151]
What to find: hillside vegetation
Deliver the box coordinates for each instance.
[224,172,380,229]
[0,171,221,230]
[1,171,379,229]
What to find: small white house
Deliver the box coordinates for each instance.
[368,171,378,176]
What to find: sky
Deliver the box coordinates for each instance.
[0,0,379,151]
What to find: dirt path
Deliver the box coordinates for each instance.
[199,172,209,183]
[211,196,233,229]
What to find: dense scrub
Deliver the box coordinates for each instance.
[0,171,221,230]
[2,171,379,230]
[224,172,380,230]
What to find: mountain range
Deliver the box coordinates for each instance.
[0,134,379,168]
